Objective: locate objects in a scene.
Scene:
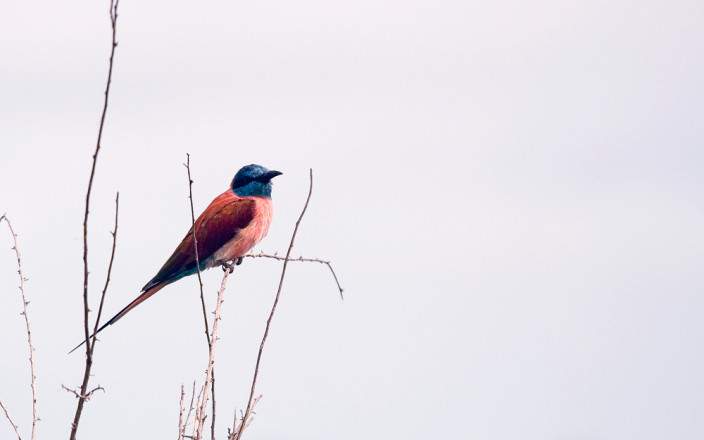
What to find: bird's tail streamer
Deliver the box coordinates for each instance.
[68,283,165,354]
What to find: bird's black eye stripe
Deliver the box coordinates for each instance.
[232,176,251,188]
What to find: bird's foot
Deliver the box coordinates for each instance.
[221,257,243,273]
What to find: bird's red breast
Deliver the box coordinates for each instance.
[210,192,273,264]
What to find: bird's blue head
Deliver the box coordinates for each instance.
[231,164,282,198]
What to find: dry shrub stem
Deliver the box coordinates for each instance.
[0,400,22,440]
[193,269,232,440]
[0,215,38,440]
[70,191,119,439]
[228,396,261,439]
[178,385,186,440]
[230,168,315,440]
[93,193,119,346]
[180,381,197,440]
[70,0,120,438]
[184,153,218,440]
[184,154,210,344]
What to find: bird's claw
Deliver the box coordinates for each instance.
[235,257,244,266]
[221,261,235,273]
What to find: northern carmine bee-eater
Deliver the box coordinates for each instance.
[70,164,282,353]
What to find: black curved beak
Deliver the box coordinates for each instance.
[258,170,283,182]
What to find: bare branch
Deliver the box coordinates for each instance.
[183,154,217,440]
[227,396,261,440]
[0,400,22,440]
[70,0,120,437]
[71,189,120,439]
[183,381,196,435]
[210,373,217,440]
[92,192,119,346]
[78,0,119,356]
[231,169,315,440]
[184,154,210,346]
[193,268,233,439]
[244,252,344,299]
[1,215,38,439]
[178,385,186,440]
[229,410,237,439]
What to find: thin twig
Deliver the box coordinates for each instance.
[193,268,232,440]
[70,0,120,438]
[244,252,344,299]
[62,385,105,401]
[191,381,204,437]
[0,400,22,440]
[231,169,315,440]
[92,192,119,346]
[183,381,196,437]
[228,395,261,439]
[70,191,119,437]
[228,410,237,439]
[178,385,186,440]
[184,154,210,345]
[183,154,217,440]
[1,215,38,439]
[210,371,217,440]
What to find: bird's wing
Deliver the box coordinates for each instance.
[142,192,256,291]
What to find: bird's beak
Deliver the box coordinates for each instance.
[259,170,283,182]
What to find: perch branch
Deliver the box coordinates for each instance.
[1,215,38,439]
[243,252,344,299]
[231,168,314,440]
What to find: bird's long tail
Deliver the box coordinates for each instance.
[68,283,166,354]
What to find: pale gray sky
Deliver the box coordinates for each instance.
[1,0,704,438]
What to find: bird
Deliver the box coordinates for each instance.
[70,164,282,353]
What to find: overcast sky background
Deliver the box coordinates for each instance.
[2,0,704,438]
